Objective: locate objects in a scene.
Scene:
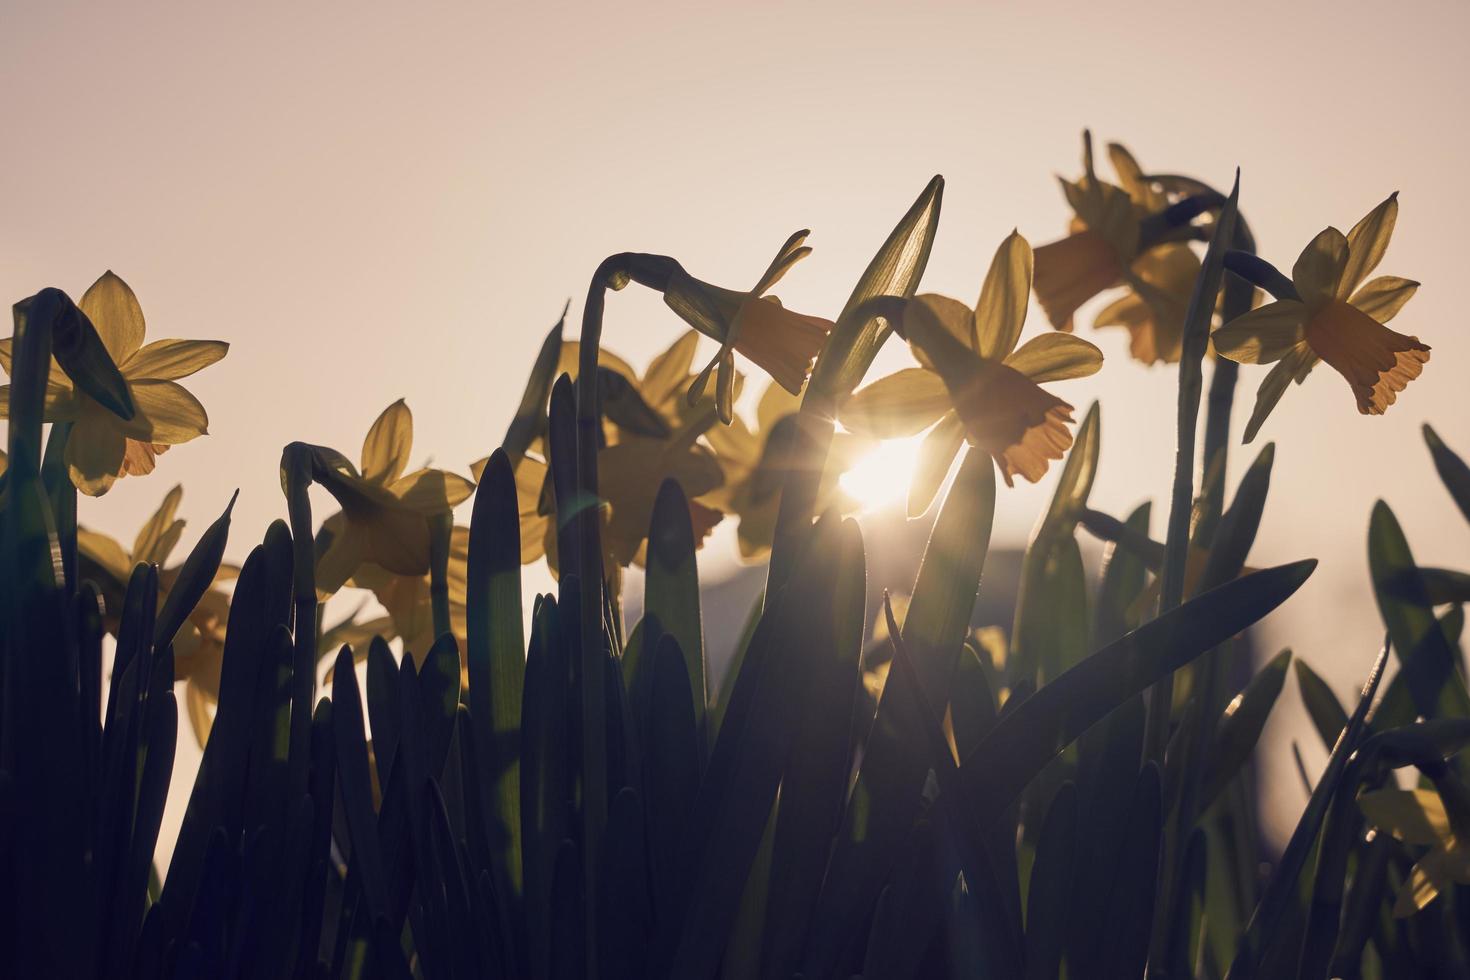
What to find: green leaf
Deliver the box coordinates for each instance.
[962,560,1314,828]
[1368,500,1470,720]
[642,478,707,740]
[465,448,526,904]
[502,310,564,466]
[1199,649,1292,810]
[644,634,700,934]
[1023,783,1077,980]
[801,449,995,976]
[1093,502,1153,646]
[1097,764,1163,980]
[1294,659,1349,753]
[154,490,236,652]
[1424,423,1470,524]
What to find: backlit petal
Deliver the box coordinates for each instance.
[907,411,965,518]
[121,379,209,444]
[945,358,1075,486]
[79,271,148,362]
[974,230,1033,360]
[1304,300,1429,415]
[1349,276,1418,324]
[361,398,414,485]
[1292,228,1349,306]
[391,467,477,512]
[1003,332,1103,382]
[65,415,127,495]
[1212,300,1309,364]
[906,293,978,369]
[641,330,700,406]
[1033,231,1124,331]
[730,295,832,394]
[1338,193,1398,299]
[123,339,229,381]
[840,368,950,439]
[1243,343,1317,443]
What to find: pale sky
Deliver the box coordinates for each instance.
[4,0,1469,852]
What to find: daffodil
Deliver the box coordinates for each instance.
[703,381,867,560]
[475,332,731,572]
[1360,786,1470,917]
[1213,194,1427,442]
[1033,137,1203,365]
[347,525,470,676]
[842,231,1103,512]
[74,485,237,747]
[308,399,476,599]
[0,271,227,495]
[662,230,834,423]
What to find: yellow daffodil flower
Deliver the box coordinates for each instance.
[347,525,470,677]
[1360,786,1470,917]
[1033,137,1202,365]
[703,381,867,560]
[841,231,1103,511]
[475,332,732,572]
[310,399,476,599]
[662,230,834,423]
[1213,194,1426,442]
[0,271,227,495]
[74,485,237,747]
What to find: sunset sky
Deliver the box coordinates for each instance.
[4,0,1468,852]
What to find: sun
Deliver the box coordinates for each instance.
[839,431,929,512]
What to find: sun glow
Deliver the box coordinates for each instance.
[839,431,930,512]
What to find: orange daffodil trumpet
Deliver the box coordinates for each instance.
[0,271,227,495]
[1033,135,1210,365]
[662,230,834,424]
[1213,193,1428,441]
[841,231,1103,513]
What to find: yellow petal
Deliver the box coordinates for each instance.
[1304,300,1429,415]
[0,382,79,421]
[751,229,813,296]
[1292,228,1349,306]
[974,230,1033,360]
[906,293,977,369]
[1393,847,1466,917]
[79,271,148,362]
[123,339,229,381]
[907,411,965,518]
[65,414,127,495]
[185,683,215,747]
[1243,343,1316,443]
[557,340,638,383]
[133,484,185,564]
[1359,788,1451,846]
[1003,333,1103,382]
[1032,231,1125,331]
[840,368,950,439]
[122,440,167,478]
[1212,300,1309,364]
[0,337,71,387]
[390,467,477,513]
[314,516,365,599]
[1107,142,1161,210]
[361,399,414,485]
[641,330,700,406]
[1349,276,1418,324]
[77,527,133,583]
[729,295,831,395]
[121,379,209,444]
[1338,193,1398,299]
[755,380,801,436]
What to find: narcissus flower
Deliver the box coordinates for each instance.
[0,271,227,495]
[1213,194,1427,441]
[74,485,237,746]
[308,399,476,598]
[842,231,1103,510]
[703,381,867,560]
[348,525,470,673]
[1360,786,1470,917]
[662,230,834,423]
[1033,138,1202,365]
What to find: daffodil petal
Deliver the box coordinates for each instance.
[906,294,977,369]
[391,467,477,512]
[1292,228,1349,306]
[1303,300,1429,415]
[65,416,127,495]
[1359,788,1450,847]
[77,527,133,583]
[0,382,79,420]
[1212,300,1309,365]
[315,525,366,599]
[1338,193,1398,299]
[1243,343,1315,443]
[641,330,700,406]
[0,337,71,386]
[975,230,1033,360]
[1349,275,1418,324]
[1003,332,1104,382]
[121,379,209,444]
[123,338,229,381]
[839,368,950,439]
[133,484,184,563]
[907,411,965,518]
[79,271,148,362]
[361,399,414,485]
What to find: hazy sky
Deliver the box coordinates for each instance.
[4,0,1469,850]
